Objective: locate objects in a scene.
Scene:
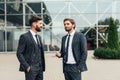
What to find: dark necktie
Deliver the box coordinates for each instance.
[35,35,41,47]
[65,35,70,63]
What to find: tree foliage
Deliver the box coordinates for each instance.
[94,17,120,59]
[107,17,119,49]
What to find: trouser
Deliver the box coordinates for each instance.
[64,72,81,80]
[64,64,82,80]
[25,63,43,80]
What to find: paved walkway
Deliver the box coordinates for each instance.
[0,51,120,80]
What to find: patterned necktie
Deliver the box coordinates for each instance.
[65,35,70,63]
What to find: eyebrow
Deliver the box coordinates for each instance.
[64,23,70,24]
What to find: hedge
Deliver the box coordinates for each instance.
[94,47,120,59]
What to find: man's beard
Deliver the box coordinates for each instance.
[35,25,41,32]
[65,28,72,32]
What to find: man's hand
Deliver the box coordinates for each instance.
[55,51,61,58]
[26,66,30,73]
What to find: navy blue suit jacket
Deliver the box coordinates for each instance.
[60,32,88,72]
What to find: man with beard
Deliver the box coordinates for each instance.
[17,16,45,80]
[56,18,88,80]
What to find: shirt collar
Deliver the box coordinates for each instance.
[30,29,37,36]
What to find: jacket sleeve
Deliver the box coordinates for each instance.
[60,37,64,57]
[78,34,88,72]
[39,36,45,71]
[16,35,29,70]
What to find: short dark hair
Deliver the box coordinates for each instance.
[29,16,42,26]
[63,18,76,29]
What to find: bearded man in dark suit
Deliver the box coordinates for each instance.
[56,18,88,80]
[17,16,45,80]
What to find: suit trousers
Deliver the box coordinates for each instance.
[25,63,43,80]
[64,64,81,80]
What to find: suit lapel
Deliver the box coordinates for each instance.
[72,32,77,49]
[38,35,42,47]
[71,32,78,62]
[28,31,37,48]
[63,35,67,49]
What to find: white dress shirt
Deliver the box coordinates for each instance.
[65,30,76,64]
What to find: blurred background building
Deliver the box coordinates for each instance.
[0,0,120,52]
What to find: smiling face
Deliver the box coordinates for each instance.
[31,20,42,32]
[29,16,43,33]
[34,20,42,32]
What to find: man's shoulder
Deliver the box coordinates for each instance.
[62,34,67,39]
[21,31,30,36]
[75,32,84,37]
[20,31,30,39]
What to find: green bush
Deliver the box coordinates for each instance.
[107,17,119,49]
[93,17,120,59]
[94,48,120,59]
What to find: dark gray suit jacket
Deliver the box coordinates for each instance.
[16,31,45,72]
[60,32,87,72]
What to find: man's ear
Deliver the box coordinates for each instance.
[32,22,37,27]
[72,24,75,29]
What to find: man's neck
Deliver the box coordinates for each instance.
[31,28,37,34]
[68,29,74,35]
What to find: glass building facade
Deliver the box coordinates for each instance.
[0,0,120,52]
